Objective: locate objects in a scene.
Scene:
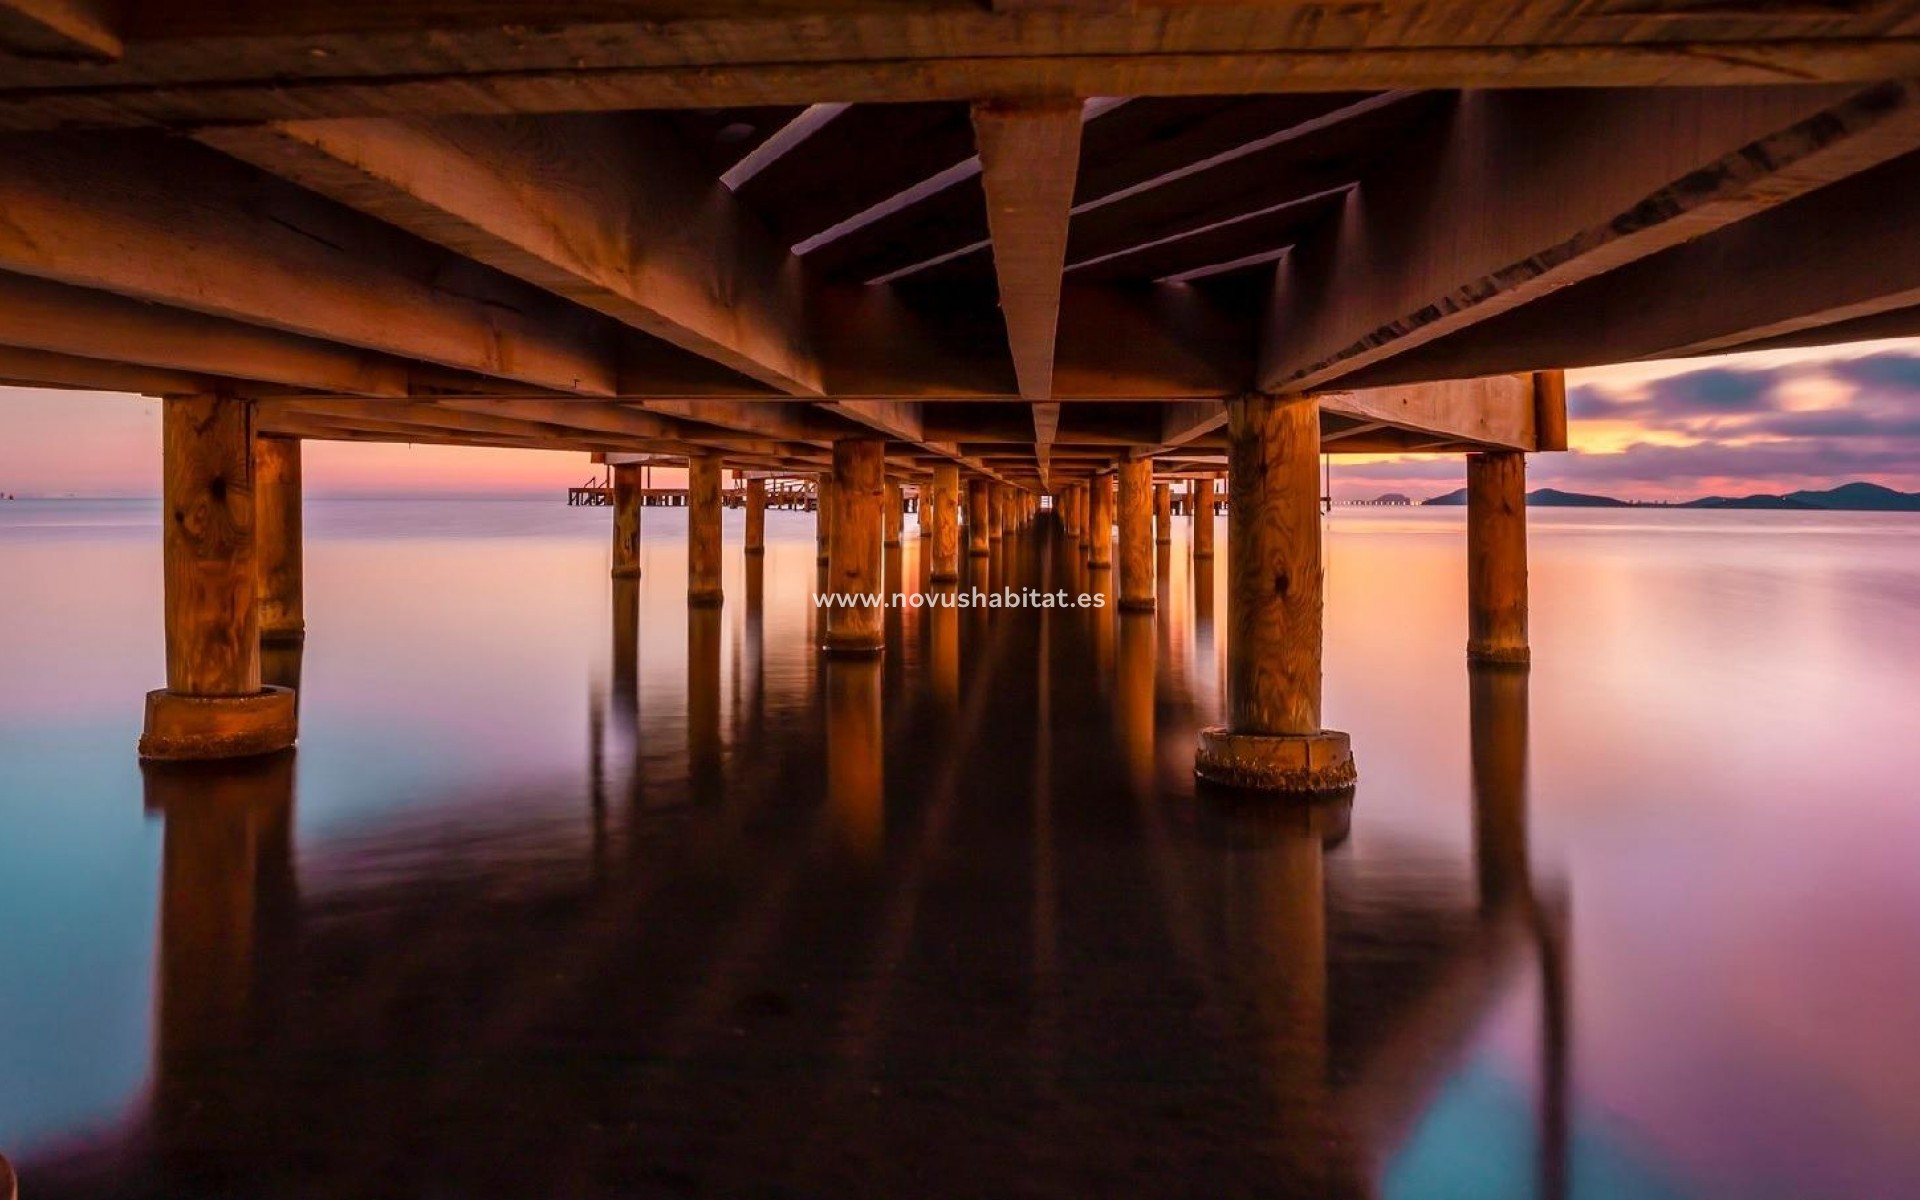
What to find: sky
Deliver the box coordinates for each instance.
[3,338,1919,502]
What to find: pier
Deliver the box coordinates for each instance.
[0,3,1913,783]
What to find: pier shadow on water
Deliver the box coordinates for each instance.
[18,524,1567,1199]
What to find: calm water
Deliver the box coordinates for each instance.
[2,498,1918,1198]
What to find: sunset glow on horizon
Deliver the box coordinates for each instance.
[5,337,1919,503]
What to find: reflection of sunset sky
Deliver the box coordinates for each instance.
[6,340,1920,502]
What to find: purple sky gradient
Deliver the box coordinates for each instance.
[4,338,1920,501]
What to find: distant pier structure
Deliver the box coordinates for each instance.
[5,3,1918,788]
[1348,494,1415,507]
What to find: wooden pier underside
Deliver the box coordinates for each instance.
[6,2,1920,485]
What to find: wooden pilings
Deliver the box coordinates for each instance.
[1117,459,1154,611]
[744,475,766,555]
[688,453,723,606]
[816,471,834,565]
[140,393,296,761]
[930,463,960,582]
[967,478,991,558]
[1467,451,1531,667]
[824,437,886,655]
[254,434,303,644]
[1154,481,1172,545]
[1087,475,1113,569]
[611,461,642,579]
[991,482,1008,541]
[1194,395,1353,795]
[884,480,904,547]
[1192,474,1215,559]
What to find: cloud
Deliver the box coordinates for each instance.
[1333,345,1920,501]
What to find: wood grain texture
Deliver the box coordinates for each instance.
[825,437,885,653]
[611,462,642,578]
[967,477,991,558]
[1087,475,1113,569]
[253,435,304,641]
[0,137,617,394]
[883,480,904,547]
[744,475,767,554]
[201,113,822,395]
[1117,459,1154,611]
[1261,83,1920,391]
[687,453,724,604]
[816,472,834,564]
[1466,451,1530,665]
[1192,474,1215,559]
[1153,481,1172,545]
[971,99,1083,401]
[1225,395,1322,737]
[929,463,960,581]
[163,393,261,697]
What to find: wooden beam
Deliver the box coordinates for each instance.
[1259,83,1920,392]
[0,344,210,395]
[1324,147,1920,388]
[1151,375,1538,455]
[0,271,410,396]
[1317,376,1537,452]
[1032,402,1060,490]
[11,17,1920,132]
[199,113,822,395]
[0,0,118,62]
[971,99,1084,402]
[0,135,618,394]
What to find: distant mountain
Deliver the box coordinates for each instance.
[1685,482,1920,511]
[1424,487,1628,508]
[1419,481,1920,511]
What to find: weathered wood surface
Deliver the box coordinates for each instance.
[972,99,1082,403]
[1225,396,1322,738]
[1153,481,1171,546]
[1192,474,1215,560]
[1467,452,1530,666]
[253,435,304,642]
[163,393,261,697]
[1117,459,1154,612]
[1087,475,1113,570]
[9,4,1920,134]
[883,480,903,548]
[611,462,642,579]
[687,453,723,605]
[967,478,991,558]
[744,475,766,555]
[929,463,960,582]
[824,437,885,654]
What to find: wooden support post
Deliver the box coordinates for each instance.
[930,463,961,583]
[816,471,834,565]
[1467,451,1531,666]
[688,453,724,606]
[1154,481,1172,545]
[990,483,1007,541]
[1118,459,1155,612]
[825,437,885,655]
[1088,476,1114,569]
[884,479,904,547]
[140,393,296,761]
[1192,474,1216,559]
[1194,396,1354,795]
[967,478,991,558]
[611,461,642,579]
[744,476,766,555]
[1072,483,1088,541]
[254,434,303,644]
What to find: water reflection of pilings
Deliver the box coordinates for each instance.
[689,603,723,802]
[611,576,639,723]
[1116,610,1156,796]
[825,655,884,864]
[1212,797,1365,1196]
[145,752,298,1095]
[928,582,960,716]
[1468,664,1570,1200]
